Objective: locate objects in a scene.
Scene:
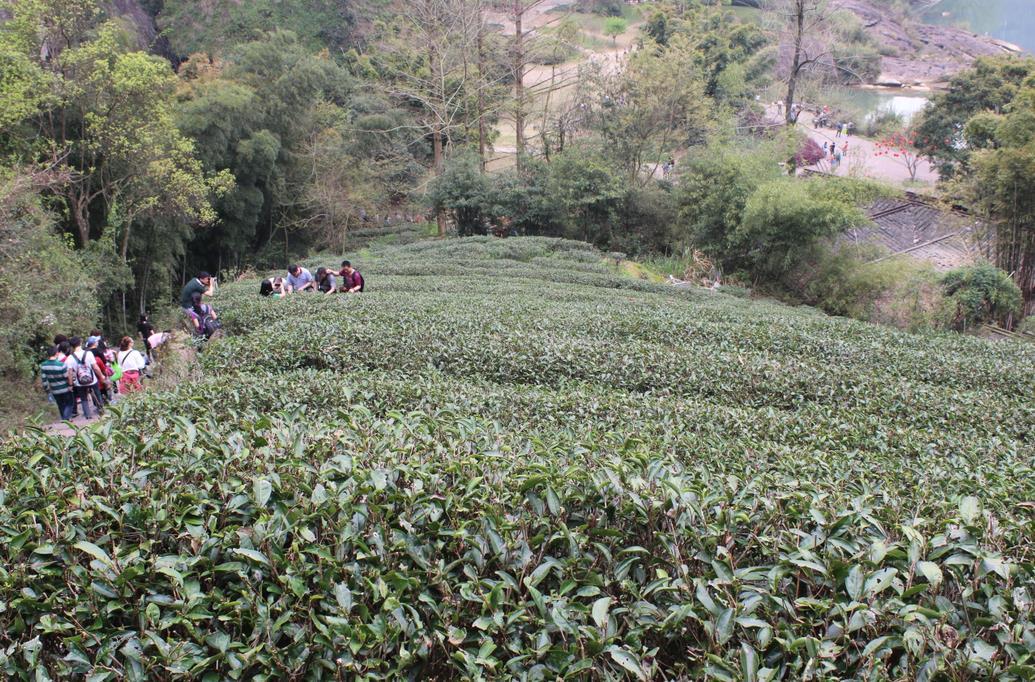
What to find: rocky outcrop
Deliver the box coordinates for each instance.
[833,0,1022,86]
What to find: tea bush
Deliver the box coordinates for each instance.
[1,237,1033,680]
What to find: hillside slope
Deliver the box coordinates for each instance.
[1,238,1033,679]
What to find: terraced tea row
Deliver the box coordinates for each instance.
[0,237,1032,680]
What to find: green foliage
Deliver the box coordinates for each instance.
[641,4,773,105]
[735,181,865,279]
[594,35,714,179]
[155,0,358,57]
[914,55,1035,177]
[967,84,1035,314]
[176,31,354,264]
[577,0,624,16]
[676,142,784,261]
[603,17,629,43]
[545,148,625,245]
[797,246,947,331]
[428,155,493,237]
[941,263,1023,329]
[677,139,869,282]
[0,170,100,379]
[1,238,1032,678]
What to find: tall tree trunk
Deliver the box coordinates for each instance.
[513,0,526,169]
[785,0,806,126]
[73,199,91,247]
[119,221,132,261]
[477,3,488,173]
[434,123,446,236]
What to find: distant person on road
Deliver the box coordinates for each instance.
[338,260,364,293]
[116,336,147,394]
[316,267,337,295]
[41,345,75,420]
[180,271,214,310]
[286,265,316,293]
[842,141,849,157]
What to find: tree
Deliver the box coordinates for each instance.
[0,2,222,252]
[676,140,785,264]
[873,130,922,182]
[777,0,832,125]
[428,154,492,236]
[155,0,358,58]
[941,264,1023,329]
[545,148,624,245]
[734,179,864,279]
[640,3,772,107]
[374,0,490,234]
[914,56,1035,177]
[177,32,351,264]
[0,166,100,381]
[968,85,1035,317]
[505,0,573,168]
[604,17,628,45]
[592,36,713,183]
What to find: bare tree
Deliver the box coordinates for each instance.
[502,0,574,169]
[375,0,489,234]
[777,0,832,125]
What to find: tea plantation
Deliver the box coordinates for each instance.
[2,238,1033,680]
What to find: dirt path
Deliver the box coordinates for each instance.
[42,332,197,437]
[789,110,939,188]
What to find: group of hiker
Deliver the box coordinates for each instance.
[39,319,161,421]
[42,261,366,422]
[260,261,365,297]
[823,140,850,169]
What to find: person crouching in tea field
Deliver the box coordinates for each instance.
[338,260,364,293]
[316,267,337,295]
[286,265,316,293]
[260,277,288,298]
[188,292,221,339]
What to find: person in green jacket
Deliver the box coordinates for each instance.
[180,271,214,310]
[40,344,74,420]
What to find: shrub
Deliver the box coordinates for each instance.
[427,155,492,236]
[733,180,865,280]
[941,263,1023,329]
[795,137,825,167]
[797,246,946,331]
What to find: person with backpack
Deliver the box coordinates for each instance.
[64,336,103,419]
[188,292,221,339]
[40,345,75,421]
[116,336,147,393]
[87,337,116,404]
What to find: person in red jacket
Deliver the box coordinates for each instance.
[338,260,365,293]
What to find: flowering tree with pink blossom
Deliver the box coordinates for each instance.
[874,130,922,181]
